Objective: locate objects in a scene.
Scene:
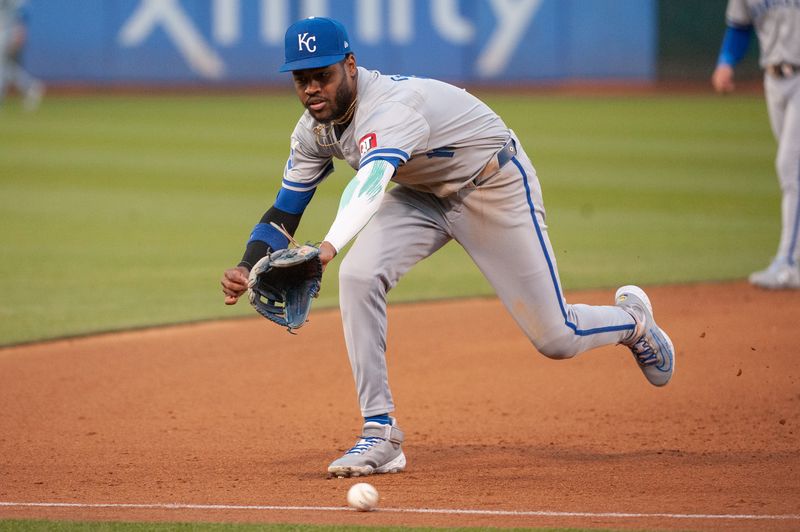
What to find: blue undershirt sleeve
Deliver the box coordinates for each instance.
[246,187,316,251]
[247,223,289,251]
[717,25,753,67]
[274,187,316,214]
[238,188,316,268]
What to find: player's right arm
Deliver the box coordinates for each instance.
[222,128,334,305]
[221,199,312,305]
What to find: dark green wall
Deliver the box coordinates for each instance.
[658,0,761,81]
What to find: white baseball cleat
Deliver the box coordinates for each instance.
[615,285,674,387]
[328,418,406,478]
[23,82,45,112]
[748,258,800,290]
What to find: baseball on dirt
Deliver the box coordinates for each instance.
[347,482,379,511]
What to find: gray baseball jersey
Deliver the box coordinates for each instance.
[283,67,643,416]
[725,0,800,67]
[284,67,509,197]
[0,0,22,61]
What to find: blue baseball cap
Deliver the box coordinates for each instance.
[279,17,352,72]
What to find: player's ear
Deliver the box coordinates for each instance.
[344,54,357,77]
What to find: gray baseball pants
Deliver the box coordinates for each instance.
[0,27,39,104]
[765,73,800,265]
[339,136,637,417]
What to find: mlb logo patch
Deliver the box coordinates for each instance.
[358,133,377,156]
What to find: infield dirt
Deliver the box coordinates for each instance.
[1,281,798,530]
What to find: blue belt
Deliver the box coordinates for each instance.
[496,138,517,168]
[475,138,517,183]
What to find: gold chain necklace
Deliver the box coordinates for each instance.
[313,96,358,148]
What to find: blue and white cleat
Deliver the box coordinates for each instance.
[328,418,406,478]
[615,285,674,387]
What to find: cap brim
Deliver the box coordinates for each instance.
[279,53,346,72]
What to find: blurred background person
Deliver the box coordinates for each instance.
[0,0,44,110]
[711,0,800,289]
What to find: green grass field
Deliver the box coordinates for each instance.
[0,91,777,346]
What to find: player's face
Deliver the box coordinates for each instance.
[292,55,357,123]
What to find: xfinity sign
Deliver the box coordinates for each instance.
[26,0,655,84]
[117,0,545,79]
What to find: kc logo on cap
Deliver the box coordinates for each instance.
[297,32,317,52]
[280,17,352,73]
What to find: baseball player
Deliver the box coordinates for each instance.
[712,0,800,289]
[0,0,44,110]
[221,17,675,478]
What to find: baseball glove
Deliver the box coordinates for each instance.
[247,244,323,332]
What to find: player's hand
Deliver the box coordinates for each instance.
[318,241,337,272]
[221,266,250,305]
[11,25,26,52]
[711,64,736,93]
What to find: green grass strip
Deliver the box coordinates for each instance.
[0,93,776,345]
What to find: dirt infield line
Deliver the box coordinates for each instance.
[2,282,798,530]
[2,501,799,524]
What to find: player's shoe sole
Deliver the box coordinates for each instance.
[615,285,674,387]
[328,451,406,478]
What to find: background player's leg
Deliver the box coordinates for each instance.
[453,144,636,359]
[9,59,44,111]
[0,34,10,104]
[751,75,800,288]
[339,186,451,416]
[770,77,800,266]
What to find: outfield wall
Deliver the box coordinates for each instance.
[24,0,656,85]
[658,0,760,81]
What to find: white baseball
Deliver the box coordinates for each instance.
[347,482,379,511]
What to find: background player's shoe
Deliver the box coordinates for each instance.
[328,418,406,478]
[615,285,674,387]
[23,82,45,112]
[748,258,800,290]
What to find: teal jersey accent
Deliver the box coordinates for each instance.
[338,176,360,212]
[359,161,390,200]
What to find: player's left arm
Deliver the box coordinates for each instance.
[224,131,333,304]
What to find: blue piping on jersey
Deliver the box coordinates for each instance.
[282,160,334,191]
[787,156,800,266]
[512,157,635,337]
[360,155,402,169]
[725,19,753,32]
[426,148,455,159]
[360,148,409,168]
